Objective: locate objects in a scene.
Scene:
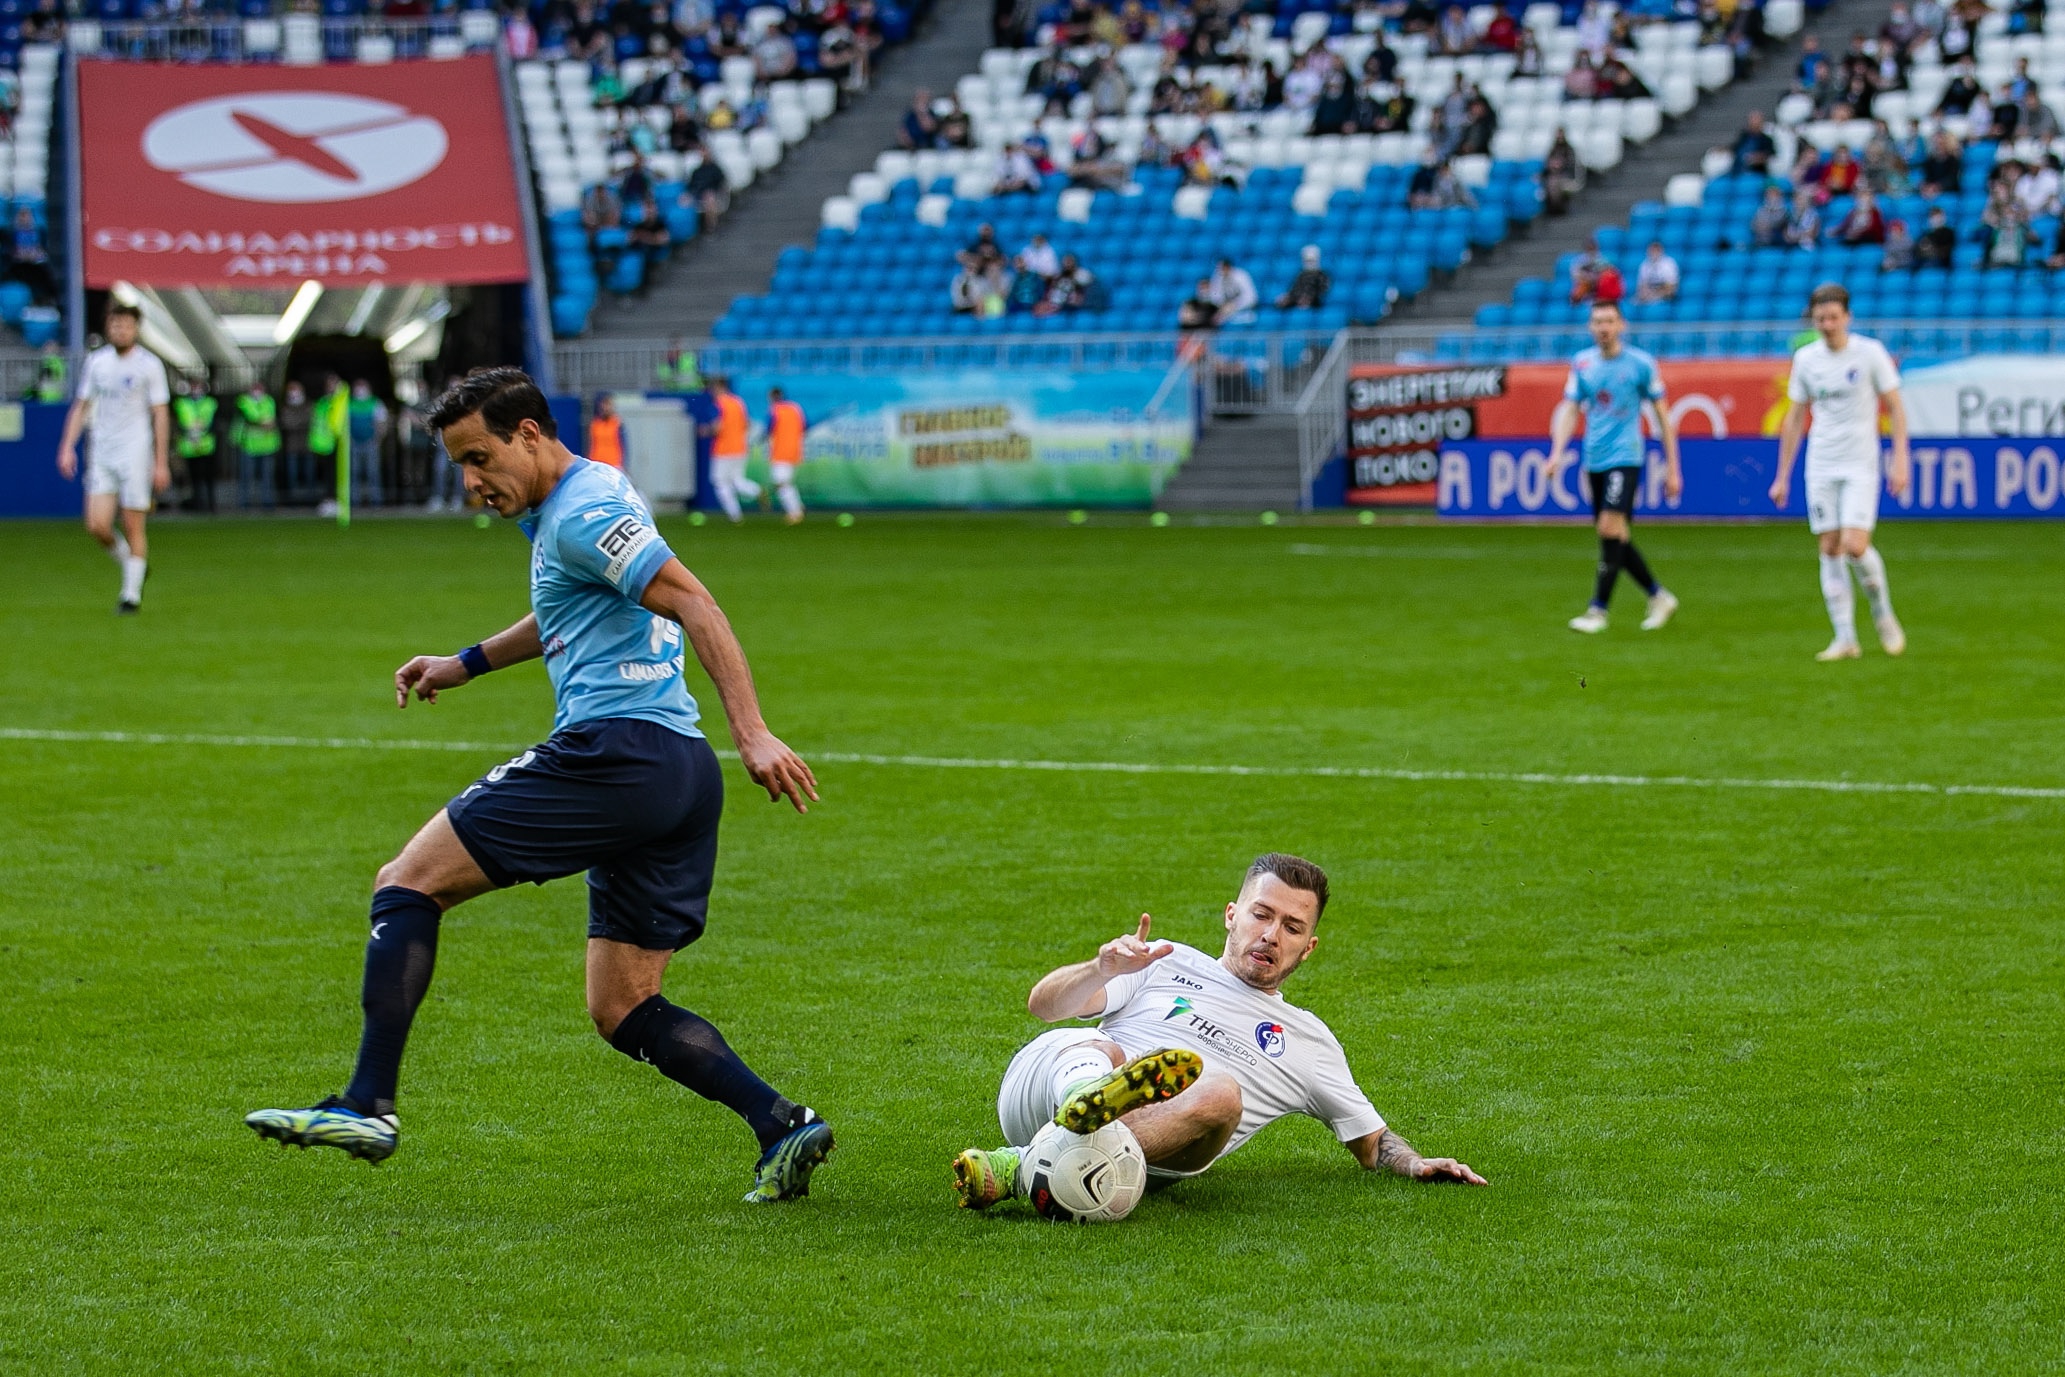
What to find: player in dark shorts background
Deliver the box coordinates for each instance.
[1546,300,1684,635]
[246,368,833,1204]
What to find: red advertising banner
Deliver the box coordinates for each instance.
[1346,359,1798,505]
[78,57,530,289]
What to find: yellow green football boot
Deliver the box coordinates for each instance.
[1055,1048,1203,1134]
[951,1146,1022,1209]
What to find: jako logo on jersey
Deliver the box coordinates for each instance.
[141,93,449,204]
[1164,996,1193,1020]
[1255,1022,1286,1058]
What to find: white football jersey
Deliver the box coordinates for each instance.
[77,344,171,464]
[1096,943,1385,1160]
[1787,334,1900,475]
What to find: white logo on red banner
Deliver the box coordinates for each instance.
[141,92,449,204]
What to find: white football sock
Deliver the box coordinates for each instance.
[1848,547,1894,624]
[776,479,802,519]
[1050,1046,1117,1107]
[1819,553,1856,644]
[121,556,147,604]
[735,474,763,501]
[110,532,131,565]
[713,460,745,520]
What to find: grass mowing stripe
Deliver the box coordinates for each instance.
[6,726,2061,801]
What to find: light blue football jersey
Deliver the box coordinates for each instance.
[1564,346,1664,472]
[519,458,702,738]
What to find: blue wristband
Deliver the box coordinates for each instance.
[458,644,493,679]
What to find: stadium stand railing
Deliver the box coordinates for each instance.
[709,0,1769,343]
[1451,6,2065,354]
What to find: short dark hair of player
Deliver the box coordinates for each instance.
[106,301,142,324]
[1808,282,1850,312]
[1246,853,1329,917]
[768,385,785,400]
[1589,299,1623,317]
[427,366,557,440]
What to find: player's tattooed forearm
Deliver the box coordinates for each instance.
[1377,1130,1421,1175]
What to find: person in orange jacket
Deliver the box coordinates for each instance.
[588,393,626,470]
[766,386,806,525]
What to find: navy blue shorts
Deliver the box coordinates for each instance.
[446,718,723,951]
[1589,466,1640,517]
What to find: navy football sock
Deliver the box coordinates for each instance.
[1621,540,1659,596]
[610,994,796,1150]
[1592,537,1627,609]
[341,887,442,1117]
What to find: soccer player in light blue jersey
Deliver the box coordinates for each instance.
[247,368,833,1204]
[1547,301,1684,634]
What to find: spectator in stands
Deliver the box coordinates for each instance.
[1984,198,2036,267]
[1880,218,1916,270]
[1275,246,1331,309]
[1015,232,1060,285]
[1181,127,1242,188]
[898,88,939,150]
[1862,121,1913,194]
[1435,3,1474,54]
[935,99,973,148]
[1312,71,1359,136]
[1514,29,1545,76]
[1936,58,1983,115]
[1882,2,1922,52]
[753,19,798,78]
[1634,241,1680,304]
[667,108,701,154]
[5,205,52,303]
[1282,50,1330,113]
[1454,95,1498,157]
[1411,156,1477,211]
[1918,130,1964,195]
[1836,186,1888,244]
[582,179,623,241]
[1033,254,1095,317]
[2020,153,2062,217]
[994,140,1045,195]
[2007,56,2038,102]
[1205,257,1259,326]
[1178,277,1219,331]
[506,9,539,58]
[1815,145,1863,200]
[1750,184,1790,247]
[1576,0,1613,59]
[1598,57,1651,101]
[1482,7,1520,52]
[1068,128,1129,191]
[2018,88,2061,142]
[1563,50,1600,100]
[1914,204,1957,268]
[1730,110,1777,176]
[1363,81,1416,134]
[686,146,730,231]
[1570,253,1625,307]
[1784,188,1822,248]
[627,190,671,262]
[1364,33,1399,82]
[1542,131,1586,216]
[958,223,1004,271]
[950,256,1011,316]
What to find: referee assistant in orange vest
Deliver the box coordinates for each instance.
[709,376,762,523]
[587,393,626,469]
[767,387,806,525]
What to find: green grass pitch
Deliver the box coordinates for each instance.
[3,512,2061,1374]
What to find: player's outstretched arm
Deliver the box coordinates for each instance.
[1770,402,1808,507]
[1883,388,1912,499]
[1027,914,1173,1021]
[639,558,819,813]
[1546,399,1580,474]
[395,614,542,707]
[56,398,89,479]
[1349,1127,1488,1185]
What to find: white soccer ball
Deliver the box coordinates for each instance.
[1024,1119,1148,1224]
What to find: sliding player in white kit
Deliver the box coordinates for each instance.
[951,854,1485,1210]
[56,301,171,614]
[1768,284,1910,661]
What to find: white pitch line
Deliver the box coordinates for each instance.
[3,727,2060,801]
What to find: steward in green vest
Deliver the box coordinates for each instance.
[655,342,701,392]
[233,383,281,512]
[308,376,347,457]
[30,345,65,403]
[173,379,220,513]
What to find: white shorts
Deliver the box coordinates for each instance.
[86,447,154,511]
[1807,468,1880,534]
[996,1027,1116,1148]
[771,461,797,485]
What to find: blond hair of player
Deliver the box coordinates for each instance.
[1767,284,1910,661]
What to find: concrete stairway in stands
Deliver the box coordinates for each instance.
[1156,414,1304,511]
[587,0,995,339]
[1392,0,1898,328]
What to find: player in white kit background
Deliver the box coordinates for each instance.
[56,302,171,614]
[1767,284,1910,662]
[951,854,1485,1211]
